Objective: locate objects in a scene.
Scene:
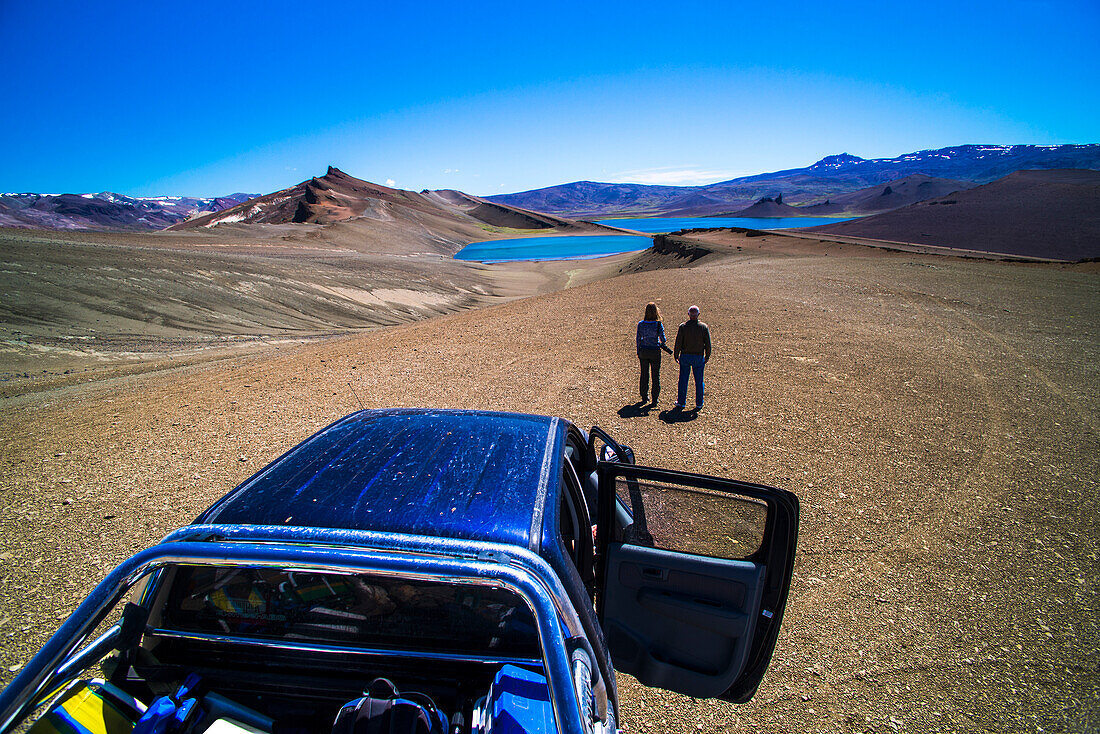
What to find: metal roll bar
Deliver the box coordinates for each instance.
[0,529,592,734]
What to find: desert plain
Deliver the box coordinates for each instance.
[0,226,1097,733]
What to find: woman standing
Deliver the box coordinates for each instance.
[636,302,671,404]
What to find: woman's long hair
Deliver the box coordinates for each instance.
[644,302,661,322]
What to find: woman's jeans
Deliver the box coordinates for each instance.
[638,349,661,401]
[677,353,705,406]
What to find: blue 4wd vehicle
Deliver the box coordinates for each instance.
[0,409,798,734]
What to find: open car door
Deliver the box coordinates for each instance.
[595,462,798,702]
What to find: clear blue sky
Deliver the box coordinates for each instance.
[1,0,1097,197]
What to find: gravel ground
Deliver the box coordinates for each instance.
[1,238,1097,732]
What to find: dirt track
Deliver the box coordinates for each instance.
[1,234,1097,732]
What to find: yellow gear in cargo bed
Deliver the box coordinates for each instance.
[29,680,146,734]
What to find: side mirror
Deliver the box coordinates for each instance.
[600,443,635,465]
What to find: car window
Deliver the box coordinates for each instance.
[613,475,768,561]
[160,567,541,658]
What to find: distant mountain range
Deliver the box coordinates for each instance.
[486,144,1100,218]
[2,144,1097,232]
[0,191,258,231]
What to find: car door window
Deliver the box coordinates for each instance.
[612,474,769,560]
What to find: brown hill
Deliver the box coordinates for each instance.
[825,174,975,213]
[731,194,797,217]
[171,167,437,228]
[171,167,597,237]
[728,193,837,217]
[663,192,739,217]
[807,169,1100,261]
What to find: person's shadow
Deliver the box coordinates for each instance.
[618,400,656,418]
[659,405,699,424]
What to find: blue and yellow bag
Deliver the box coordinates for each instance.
[29,679,146,734]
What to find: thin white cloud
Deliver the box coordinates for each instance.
[607,167,748,186]
[443,168,459,174]
[385,178,396,187]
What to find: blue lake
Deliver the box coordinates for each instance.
[597,216,855,234]
[454,234,652,263]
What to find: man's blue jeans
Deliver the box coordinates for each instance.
[677,353,705,407]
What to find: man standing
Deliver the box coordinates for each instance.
[673,305,711,409]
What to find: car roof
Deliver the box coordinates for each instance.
[196,409,568,550]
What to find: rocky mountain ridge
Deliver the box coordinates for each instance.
[167,167,607,247]
[487,143,1100,217]
[0,191,256,231]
